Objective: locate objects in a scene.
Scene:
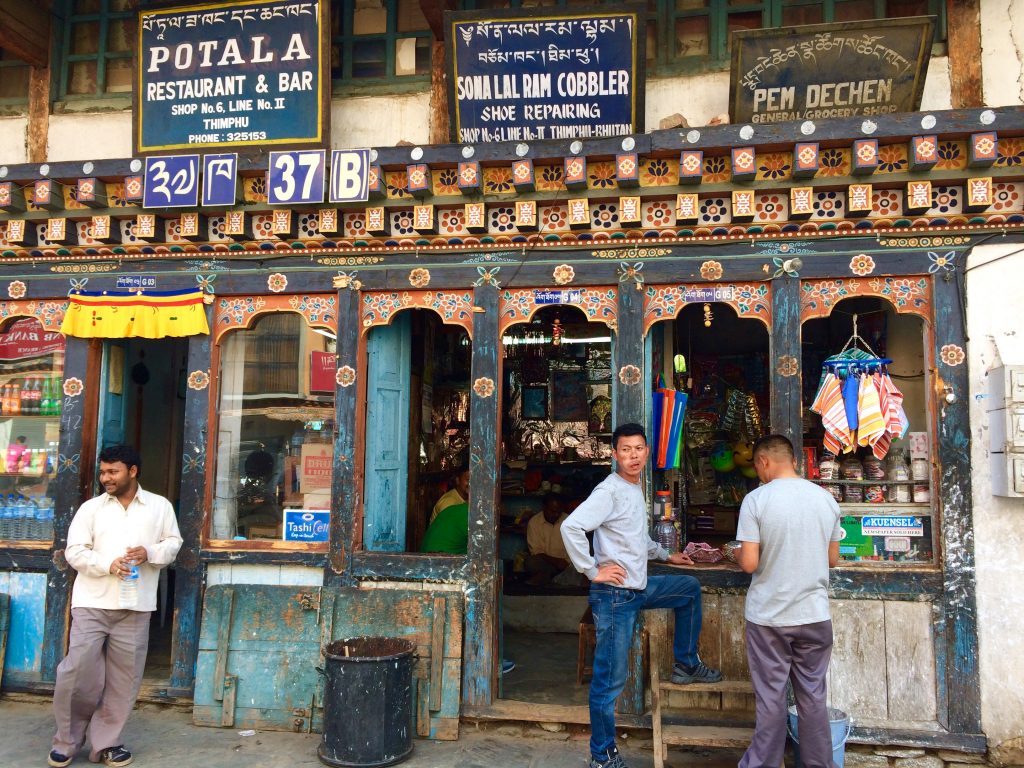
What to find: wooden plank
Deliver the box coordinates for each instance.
[429,596,445,711]
[718,594,752,712]
[27,65,49,164]
[885,601,937,722]
[462,284,500,707]
[212,588,235,702]
[220,674,237,727]
[698,593,723,670]
[171,312,213,690]
[429,39,450,143]
[651,644,666,768]
[946,0,983,108]
[830,600,887,720]
[661,724,753,748]
[0,592,8,686]
[0,0,50,65]
[615,283,643,425]
[416,677,431,737]
[770,277,802,444]
[660,680,754,695]
[351,552,469,581]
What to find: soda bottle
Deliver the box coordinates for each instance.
[10,381,20,415]
[40,378,51,417]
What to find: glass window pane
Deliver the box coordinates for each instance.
[212,313,336,542]
[105,58,132,93]
[73,0,101,13]
[0,65,29,99]
[71,22,101,55]
[415,37,431,75]
[395,37,418,76]
[109,0,133,11]
[353,1,387,35]
[397,0,429,32]
[783,5,823,25]
[68,61,98,95]
[0,318,65,544]
[108,18,133,53]
[726,11,763,52]
[646,20,657,67]
[352,39,387,78]
[676,0,709,9]
[886,0,929,16]
[676,15,709,57]
[835,0,875,21]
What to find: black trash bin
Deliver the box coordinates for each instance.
[318,636,415,768]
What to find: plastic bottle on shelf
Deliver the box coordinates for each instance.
[43,497,55,540]
[53,380,62,415]
[655,516,679,554]
[118,564,140,609]
[840,455,864,503]
[653,490,672,521]
[40,378,51,417]
[0,496,11,539]
[9,381,20,415]
[10,494,26,539]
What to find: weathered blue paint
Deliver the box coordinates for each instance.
[97,340,129,450]
[41,335,92,682]
[770,277,802,442]
[328,285,361,587]
[363,313,411,552]
[0,571,46,682]
[171,310,213,690]
[0,591,7,685]
[462,284,500,708]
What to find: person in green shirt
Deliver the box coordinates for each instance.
[420,501,469,554]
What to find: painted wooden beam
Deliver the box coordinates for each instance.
[946,0,984,109]
[0,0,51,66]
[351,552,470,582]
[769,277,801,447]
[169,309,212,690]
[462,283,500,707]
[931,271,981,734]
[615,284,644,427]
[40,335,91,681]
[327,282,361,588]
[27,65,50,164]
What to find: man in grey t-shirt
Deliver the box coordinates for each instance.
[736,435,842,768]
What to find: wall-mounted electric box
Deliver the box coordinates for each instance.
[987,365,1024,498]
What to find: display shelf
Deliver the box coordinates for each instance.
[838,503,931,511]
[813,479,929,486]
[0,414,61,420]
[0,471,54,478]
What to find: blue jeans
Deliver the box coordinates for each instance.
[588,575,703,761]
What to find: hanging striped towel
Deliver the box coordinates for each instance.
[871,372,892,459]
[857,373,887,449]
[815,373,854,453]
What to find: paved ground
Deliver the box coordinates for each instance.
[1,695,746,768]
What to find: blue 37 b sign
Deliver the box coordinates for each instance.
[446,8,645,143]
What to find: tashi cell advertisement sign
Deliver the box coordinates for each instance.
[729,16,934,125]
[446,7,645,143]
[135,0,329,154]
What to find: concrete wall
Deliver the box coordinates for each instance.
[48,112,133,162]
[981,0,1024,107]
[0,116,28,166]
[966,243,1024,765]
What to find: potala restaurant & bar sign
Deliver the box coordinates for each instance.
[135,0,329,154]
[729,16,934,125]
[446,7,645,143]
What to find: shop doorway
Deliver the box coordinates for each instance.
[97,337,189,681]
[497,305,612,706]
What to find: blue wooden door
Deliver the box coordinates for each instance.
[363,314,411,551]
[97,340,128,450]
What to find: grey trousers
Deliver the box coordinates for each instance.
[52,607,150,760]
[739,619,834,768]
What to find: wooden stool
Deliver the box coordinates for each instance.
[576,605,596,684]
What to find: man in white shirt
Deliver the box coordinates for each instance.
[49,445,182,768]
[524,494,572,585]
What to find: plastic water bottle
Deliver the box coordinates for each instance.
[11,495,26,539]
[118,564,140,609]
[0,496,11,539]
[43,498,55,541]
[32,497,47,540]
[655,516,679,554]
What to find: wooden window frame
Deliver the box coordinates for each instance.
[0,48,31,107]
[56,0,134,101]
[330,0,433,93]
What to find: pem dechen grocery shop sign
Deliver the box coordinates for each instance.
[134,0,329,154]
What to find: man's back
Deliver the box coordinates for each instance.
[737,478,841,627]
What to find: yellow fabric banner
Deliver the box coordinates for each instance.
[60,289,210,339]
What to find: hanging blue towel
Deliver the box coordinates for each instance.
[842,373,860,430]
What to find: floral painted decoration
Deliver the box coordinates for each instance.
[409,268,431,288]
[63,377,84,397]
[850,254,876,276]
[336,365,357,387]
[553,264,575,285]
[776,355,799,377]
[473,377,495,398]
[618,364,642,386]
[927,251,957,273]
[187,370,210,390]
[267,273,288,293]
[618,262,644,288]
[940,344,965,367]
[700,260,723,280]
[7,281,26,299]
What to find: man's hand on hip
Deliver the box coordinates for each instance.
[592,562,627,585]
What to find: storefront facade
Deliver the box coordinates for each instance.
[0,1,1022,761]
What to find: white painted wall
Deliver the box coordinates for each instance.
[980,0,1024,107]
[966,243,1024,765]
[47,112,132,162]
[330,92,431,148]
[0,116,28,166]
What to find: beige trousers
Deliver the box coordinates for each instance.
[52,607,150,760]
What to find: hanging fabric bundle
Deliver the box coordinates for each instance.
[809,314,908,458]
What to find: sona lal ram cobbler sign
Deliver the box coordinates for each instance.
[446,7,645,143]
[729,16,934,125]
[134,0,329,154]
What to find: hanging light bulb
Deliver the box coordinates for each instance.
[551,317,563,346]
[703,303,713,328]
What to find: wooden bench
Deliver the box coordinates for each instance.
[649,637,755,768]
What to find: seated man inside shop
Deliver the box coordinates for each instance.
[420,501,469,554]
[430,466,469,524]
[524,494,576,586]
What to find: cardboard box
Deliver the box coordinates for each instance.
[908,432,929,460]
[299,444,333,494]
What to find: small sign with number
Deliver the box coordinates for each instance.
[202,153,239,207]
[329,149,370,203]
[534,289,582,305]
[268,150,326,205]
[143,155,200,208]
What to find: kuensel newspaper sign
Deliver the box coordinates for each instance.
[447,7,644,143]
[729,17,934,125]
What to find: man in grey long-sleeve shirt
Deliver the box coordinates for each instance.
[561,423,722,768]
